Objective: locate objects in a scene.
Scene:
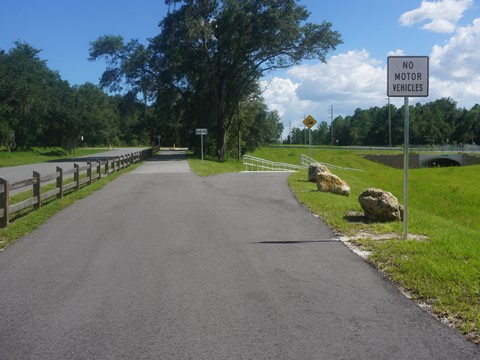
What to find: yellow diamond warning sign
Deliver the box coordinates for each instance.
[303,115,317,129]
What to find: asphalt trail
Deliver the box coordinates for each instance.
[0,151,478,359]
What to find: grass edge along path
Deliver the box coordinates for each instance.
[189,148,480,345]
[0,161,143,251]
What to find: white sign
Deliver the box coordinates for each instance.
[387,56,429,97]
[196,129,207,164]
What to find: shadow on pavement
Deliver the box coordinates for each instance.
[146,151,188,162]
[255,239,340,244]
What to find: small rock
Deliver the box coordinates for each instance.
[317,172,350,196]
[358,188,403,222]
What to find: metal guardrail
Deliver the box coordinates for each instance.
[301,154,364,172]
[242,155,305,172]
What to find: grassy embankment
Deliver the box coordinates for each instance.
[189,146,480,344]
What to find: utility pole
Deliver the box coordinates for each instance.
[329,105,334,145]
[289,121,292,144]
[387,97,392,147]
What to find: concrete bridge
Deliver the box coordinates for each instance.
[364,153,480,168]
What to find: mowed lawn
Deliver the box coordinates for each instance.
[249,147,480,343]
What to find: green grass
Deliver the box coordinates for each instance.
[189,146,480,343]
[0,147,109,167]
[187,153,244,176]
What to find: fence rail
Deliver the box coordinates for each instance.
[0,146,159,228]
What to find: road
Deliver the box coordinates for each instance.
[0,151,478,359]
[0,147,148,183]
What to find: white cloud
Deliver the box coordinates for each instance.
[428,17,480,103]
[260,77,318,135]
[430,18,480,80]
[289,50,385,101]
[399,0,473,33]
[260,77,299,117]
[388,49,406,57]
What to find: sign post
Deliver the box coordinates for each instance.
[303,115,317,157]
[388,56,429,239]
[195,128,208,164]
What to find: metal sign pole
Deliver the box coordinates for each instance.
[196,128,208,164]
[309,128,312,158]
[403,97,409,240]
[201,134,204,164]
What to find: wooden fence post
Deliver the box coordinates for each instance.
[105,159,109,176]
[56,167,63,199]
[33,171,41,210]
[74,164,80,190]
[0,177,9,228]
[97,161,101,179]
[87,162,92,185]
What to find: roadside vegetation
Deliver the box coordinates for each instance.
[189,146,480,344]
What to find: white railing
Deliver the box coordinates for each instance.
[242,155,305,172]
[301,154,364,172]
[242,154,364,173]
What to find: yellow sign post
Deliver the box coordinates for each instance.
[303,115,316,156]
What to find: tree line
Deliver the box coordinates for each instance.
[0,40,282,156]
[0,41,153,152]
[288,98,480,147]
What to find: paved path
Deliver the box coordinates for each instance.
[0,151,478,359]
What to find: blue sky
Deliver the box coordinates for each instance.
[2,1,480,134]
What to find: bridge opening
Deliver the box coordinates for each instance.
[422,158,461,168]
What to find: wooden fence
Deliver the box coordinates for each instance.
[0,147,159,228]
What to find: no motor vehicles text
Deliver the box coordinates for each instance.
[392,83,424,92]
[394,72,422,81]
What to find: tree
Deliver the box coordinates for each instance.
[152,0,342,160]
[226,97,283,158]
[312,121,329,145]
[89,36,156,107]
[0,42,61,148]
[72,83,120,146]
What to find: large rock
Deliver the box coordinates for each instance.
[308,163,331,182]
[358,188,403,222]
[317,172,350,196]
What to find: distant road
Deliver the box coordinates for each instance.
[0,151,478,359]
[0,147,148,183]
